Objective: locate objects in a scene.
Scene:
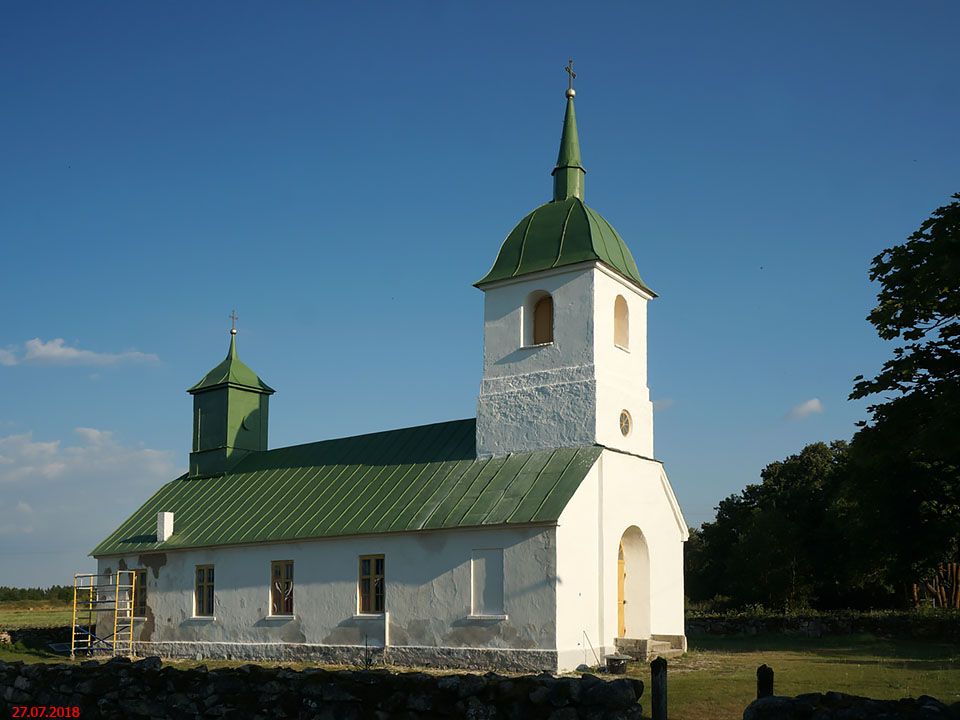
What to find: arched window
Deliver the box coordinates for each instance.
[533,295,554,345]
[614,295,629,349]
[522,291,554,346]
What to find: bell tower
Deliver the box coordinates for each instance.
[475,66,657,459]
[187,317,274,477]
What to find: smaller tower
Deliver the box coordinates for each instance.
[187,319,274,477]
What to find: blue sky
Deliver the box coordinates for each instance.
[2,2,958,587]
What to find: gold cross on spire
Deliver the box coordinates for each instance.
[229,310,238,335]
[564,59,576,98]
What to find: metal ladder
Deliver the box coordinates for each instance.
[71,571,136,658]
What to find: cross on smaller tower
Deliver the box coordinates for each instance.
[229,310,238,335]
[564,59,576,98]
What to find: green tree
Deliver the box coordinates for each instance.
[686,441,852,610]
[851,192,960,405]
[848,193,960,605]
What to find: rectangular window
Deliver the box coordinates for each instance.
[358,555,385,613]
[471,548,504,616]
[195,565,214,617]
[271,560,294,615]
[133,569,147,617]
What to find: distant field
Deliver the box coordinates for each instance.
[0,600,74,629]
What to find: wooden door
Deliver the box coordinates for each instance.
[617,542,625,637]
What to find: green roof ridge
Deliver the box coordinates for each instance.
[188,334,274,395]
[555,199,578,264]
[90,418,605,556]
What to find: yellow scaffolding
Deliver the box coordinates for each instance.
[71,571,136,658]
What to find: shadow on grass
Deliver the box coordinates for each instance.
[689,633,960,659]
[801,656,960,671]
[0,638,68,663]
[689,632,875,651]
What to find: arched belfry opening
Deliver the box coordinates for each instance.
[614,295,629,349]
[618,526,650,639]
[534,296,553,344]
[523,291,554,346]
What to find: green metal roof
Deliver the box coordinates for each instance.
[91,419,602,556]
[188,334,274,395]
[475,94,654,294]
[475,197,654,293]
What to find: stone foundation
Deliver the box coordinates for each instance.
[134,640,558,673]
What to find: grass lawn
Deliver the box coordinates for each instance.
[0,638,71,664]
[0,600,74,630]
[1,622,958,719]
[640,633,960,719]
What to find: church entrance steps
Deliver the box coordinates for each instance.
[615,636,685,661]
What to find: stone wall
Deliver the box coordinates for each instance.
[0,626,72,645]
[686,614,960,641]
[1,657,644,720]
[744,691,959,719]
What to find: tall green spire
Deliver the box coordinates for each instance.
[476,62,654,293]
[552,75,586,202]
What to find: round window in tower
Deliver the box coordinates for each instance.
[619,410,632,437]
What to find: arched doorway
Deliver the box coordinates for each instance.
[617,526,650,638]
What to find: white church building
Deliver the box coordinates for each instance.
[91,78,688,673]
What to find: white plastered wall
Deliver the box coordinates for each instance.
[477,264,598,457]
[96,524,558,655]
[476,262,655,459]
[591,265,655,458]
[554,450,687,672]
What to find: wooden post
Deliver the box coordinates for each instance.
[651,656,667,720]
[757,664,774,699]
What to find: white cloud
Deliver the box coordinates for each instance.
[0,433,64,480]
[0,520,34,535]
[74,427,112,445]
[653,398,675,412]
[0,428,178,491]
[0,338,159,367]
[0,428,181,585]
[787,397,824,421]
